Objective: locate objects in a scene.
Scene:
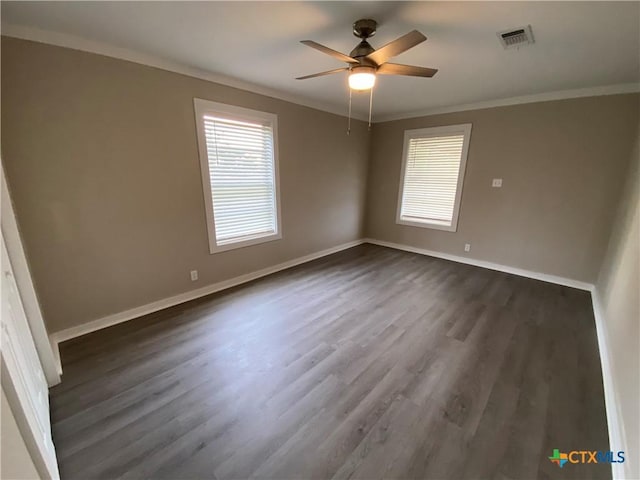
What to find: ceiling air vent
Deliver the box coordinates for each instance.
[497,25,534,49]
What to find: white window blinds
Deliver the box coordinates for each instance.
[397,124,471,232]
[203,115,277,244]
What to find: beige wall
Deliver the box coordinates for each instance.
[366,94,639,283]
[1,37,371,333]
[595,130,639,479]
[2,35,638,338]
[1,387,41,480]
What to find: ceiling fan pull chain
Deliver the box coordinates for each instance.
[368,87,373,130]
[347,88,353,136]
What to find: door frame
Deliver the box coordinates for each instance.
[2,230,61,479]
[1,163,61,384]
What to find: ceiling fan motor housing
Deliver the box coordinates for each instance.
[349,40,375,59]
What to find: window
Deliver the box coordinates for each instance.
[396,124,472,232]
[194,99,281,253]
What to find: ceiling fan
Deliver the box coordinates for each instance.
[297,19,438,91]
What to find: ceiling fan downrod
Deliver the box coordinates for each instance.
[350,19,377,59]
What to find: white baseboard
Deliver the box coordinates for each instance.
[50,239,366,355]
[49,336,63,379]
[591,289,627,480]
[49,237,594,370]
[364,238,593,291]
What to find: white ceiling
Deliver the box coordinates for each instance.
[2,1,639,120]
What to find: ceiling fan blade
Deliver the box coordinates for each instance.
[377,63,438,77]
[296,67,349,80]
[365,30,427,66]
[300,40,358,64]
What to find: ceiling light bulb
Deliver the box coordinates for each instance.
[349,66,376,91]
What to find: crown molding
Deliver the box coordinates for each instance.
[2,24,638,125]
[1,24,370,122]
[374,83,640,123]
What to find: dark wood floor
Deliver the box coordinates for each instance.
[50,244,610,480]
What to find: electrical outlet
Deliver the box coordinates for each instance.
[464,244,471,252]
[492,178,503,188]
[190,270,198,281]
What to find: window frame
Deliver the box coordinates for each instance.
[194,98,282,254]
[395,123,472,232]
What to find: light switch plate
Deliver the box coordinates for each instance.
[492,178,503,188]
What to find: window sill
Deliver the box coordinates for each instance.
[209,232,282,254]
[396,217,458,233]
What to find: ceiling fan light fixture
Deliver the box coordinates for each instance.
[348,66,376,91]
[298,20,435,132]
